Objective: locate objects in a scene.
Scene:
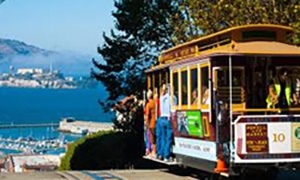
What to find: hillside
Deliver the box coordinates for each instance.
[0,38,93,76]
[0,38,53,60]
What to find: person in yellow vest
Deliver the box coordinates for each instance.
[266,68,297,109]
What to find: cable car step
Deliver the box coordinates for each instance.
[220,172,229,177]
[143,155,180,165]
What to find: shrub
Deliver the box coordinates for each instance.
[59,130,144,170]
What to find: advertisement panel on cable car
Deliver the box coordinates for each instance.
[234,115,300,163]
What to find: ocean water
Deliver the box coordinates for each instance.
[0,87,112,124]
[0,87,113,155]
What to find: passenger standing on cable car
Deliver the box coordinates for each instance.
[144,91,151,156]
[156,84,173,161]
[145,90,157,157]
[266,68,298,109]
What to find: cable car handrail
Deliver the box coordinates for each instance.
[217,86,243,89]
[232,107,300,112]
[198,38,231,51]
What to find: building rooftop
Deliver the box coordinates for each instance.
[10,154,60,172]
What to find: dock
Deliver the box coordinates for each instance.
[0,123,59,129]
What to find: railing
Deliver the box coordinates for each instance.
[216,86,300,114]
[217,86,246,104]
[233,108,300,113]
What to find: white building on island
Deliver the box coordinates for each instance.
[17,68,43,75]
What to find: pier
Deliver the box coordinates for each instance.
[0,123,59,129]
[58,118,113,134]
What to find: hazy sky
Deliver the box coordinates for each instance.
[0,0,115,55]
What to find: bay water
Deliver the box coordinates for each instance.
[0,87,113,155]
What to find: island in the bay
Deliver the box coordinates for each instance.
[0,66,97,89]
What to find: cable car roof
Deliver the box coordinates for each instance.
[203,41,300,56]
[162,24,294,55]
[146,24,300,73]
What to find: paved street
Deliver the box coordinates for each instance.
[0,169,200,180]
[2,169,300,180]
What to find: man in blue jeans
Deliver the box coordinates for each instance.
[156,84,173,161]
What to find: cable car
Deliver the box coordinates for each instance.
[145,24,300,178]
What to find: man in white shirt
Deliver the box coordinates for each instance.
[156,84,173,161]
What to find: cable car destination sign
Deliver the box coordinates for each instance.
[160,45,197,63]
[246,124,268,153]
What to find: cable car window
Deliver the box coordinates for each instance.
[159,71,166,87]
[181,70,188,105]
[173,72,179,105]
[152,73,155,92]
[215,67,244,104]
[155,73,160,94]
[275,67,300,105]
[165,70,170,84]
[201,67,209,105]
[147,73,152,90]
[233,69,243,86]
[190,68,198,105]
[242,30,276,40]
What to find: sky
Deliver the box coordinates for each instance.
[0,0,115,55]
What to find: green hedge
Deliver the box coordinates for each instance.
[59,130,144,170]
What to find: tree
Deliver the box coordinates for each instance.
[92,0,176,112]
[172,0,300,44]
[92,0,300,129]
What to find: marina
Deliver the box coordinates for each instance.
[0,124,76,156]
[0,136,66,154]
[0,118,112,155]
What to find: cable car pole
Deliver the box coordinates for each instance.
[229,53,233,163]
